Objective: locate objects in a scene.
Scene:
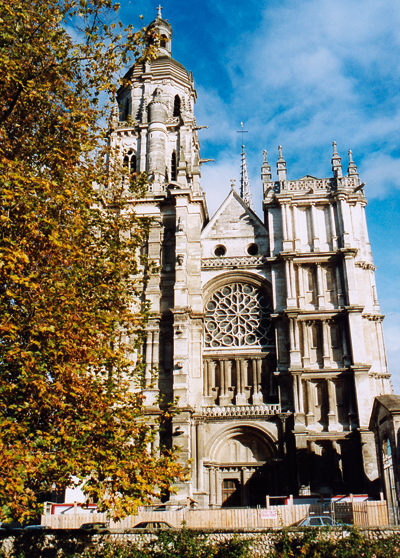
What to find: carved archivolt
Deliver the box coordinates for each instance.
[204,282,273,348]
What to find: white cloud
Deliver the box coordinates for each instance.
[360,153,400,198]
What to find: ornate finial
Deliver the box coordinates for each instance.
[347,149,358,177]
[230,178,236,190]
[261,150,272,184]
[157,4,163,18]
[276,145,287,181]
[111,101,119,126]
[331,141,342,178]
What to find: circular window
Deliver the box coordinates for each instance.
[247,243,259,256]
[204,282,273,348]
[214,245,226,257]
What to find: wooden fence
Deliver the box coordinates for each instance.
[42,500,389,529]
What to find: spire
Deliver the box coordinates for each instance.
[276,145,287,181]
[331,141,342,178]
[347,149,358,177]
[156,4,163,18]
[236,122,252,208]
[240,144,252,208]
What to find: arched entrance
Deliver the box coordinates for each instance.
[207,425,278,507]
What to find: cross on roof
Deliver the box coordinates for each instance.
[157,5,163,18]
[236,121,248,147]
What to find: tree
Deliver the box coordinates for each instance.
[0,0,185,521]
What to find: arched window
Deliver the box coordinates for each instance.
[160,34,167,48]
[171,151,177,181]
[204,282,273,348]
[123,149,136,174]
[173,95,181,117]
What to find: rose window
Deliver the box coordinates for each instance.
[205,283,273,348]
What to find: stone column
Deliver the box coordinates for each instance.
[219,360,230,406]
[203,360,209,397]
[302,321,310,368]
[293,375,300,413]
[293,204,301,251]
[297,264,305,309]
[241,359,248,404]
[327,378,338,432]
[226,360,233,403]
[338,196,353,248]
[329,203,338,250]
[252,359,263,404]
[191,422,197,489]
[235,358,241,395]
[316,263,325,309]
[196,422,204,491]
[322,321,331,368]
[306,380,315,428]
[299,377,305,413]
[310,203,320,251]
[209,360,218,403]
[209,467,216,506]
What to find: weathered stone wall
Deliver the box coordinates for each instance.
[2,527,400,558]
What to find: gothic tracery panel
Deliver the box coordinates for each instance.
[204,282,273,348]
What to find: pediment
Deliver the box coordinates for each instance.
[202,188,267,240]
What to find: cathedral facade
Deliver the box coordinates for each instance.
[109,11,392,507]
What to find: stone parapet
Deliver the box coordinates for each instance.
[202,404,281,418]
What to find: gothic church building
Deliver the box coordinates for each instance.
[109,11,391,507]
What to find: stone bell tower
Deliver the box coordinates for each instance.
[109,8,209,502]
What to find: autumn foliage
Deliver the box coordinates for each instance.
[0,0,185,521]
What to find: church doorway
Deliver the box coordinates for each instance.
[207,425,278,507]
[222,479,240,507]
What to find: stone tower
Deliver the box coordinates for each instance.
[109,10,392,507]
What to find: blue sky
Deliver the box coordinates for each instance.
[120,0,400,390]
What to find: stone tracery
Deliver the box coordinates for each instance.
[204,282,273,348]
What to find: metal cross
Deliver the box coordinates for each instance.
[157,4,163,18]
[236,121,248,146]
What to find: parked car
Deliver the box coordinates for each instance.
[80,522,110,531]
[298,516,335,526]
[133,521,173,530]
[24,525,50,530]
[0,522,23,530]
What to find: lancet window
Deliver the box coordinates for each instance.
[171,151,177,181]
[173,95,181,117]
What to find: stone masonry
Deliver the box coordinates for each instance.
[107,9,392,508]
